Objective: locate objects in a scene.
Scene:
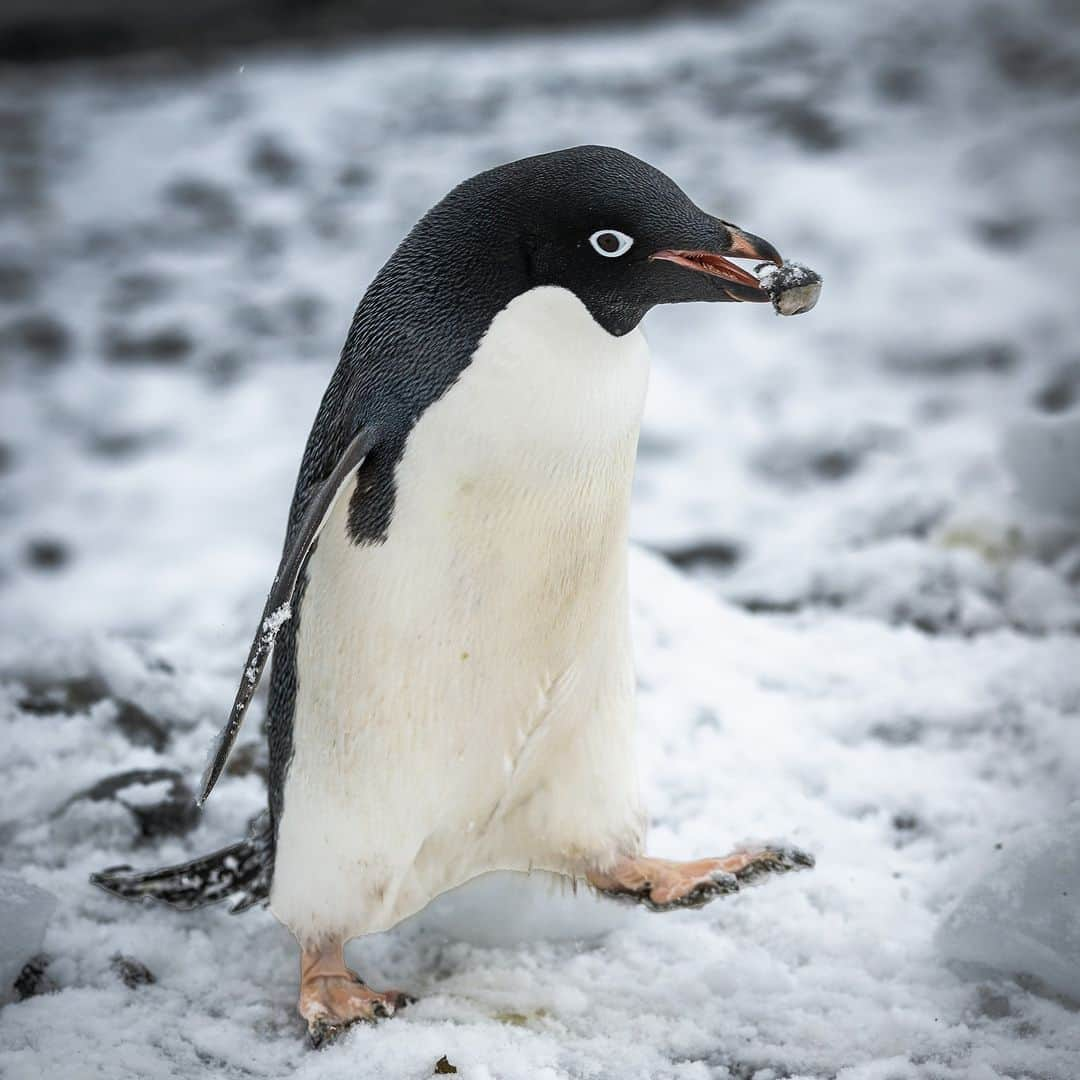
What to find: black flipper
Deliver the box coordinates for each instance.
[198,425,378,806]
[90,813,274,912]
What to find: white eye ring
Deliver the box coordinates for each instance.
[589,229,634,258]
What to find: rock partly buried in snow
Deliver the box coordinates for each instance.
[13,953,56,1000]
[111,954,156,989]
[62,768,198,841]
[936,809,1080,1003]
[756,260,823,316]
[0,873,58,1003]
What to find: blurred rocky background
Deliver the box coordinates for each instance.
[1,2,1079,1077]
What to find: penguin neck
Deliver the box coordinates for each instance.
[449,285,651,456]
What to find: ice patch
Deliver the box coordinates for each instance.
[0,873,57,1003]
[1002,408,1080,522]
[937,805,1080,1003]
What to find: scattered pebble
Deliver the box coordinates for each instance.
[755,260,822,316]
[111,954,156,989]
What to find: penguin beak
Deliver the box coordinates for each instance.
[649,227,783,301]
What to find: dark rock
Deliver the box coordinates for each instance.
[761,98,848,153]
[1033,362,1080,414]
[104,270,173,314]
[6,313,71,366]
[13,954,57,1000]
[989,28,1080,93]
[110,953,156,989]
[103,324,193,365]
[433,1056,458,1075]
[161,176,239,236]
[142,653,175,676]
[25,537,70,571]
[224,741,268,781]
[337,163,371,189]
[0,441,13,475]
[972,216,1037,251]
[869,718,924,746]
[113,700,170,752]
[812,448,860,481]
[656,538,742,571]
[886,341,1018,376]
[753,436,873,490]
[283,291,324,336]
[88,430,153,460]
[249,133,303,187]
[874,65,926,104]
[18,673,109,715]
[977,986,1014,1019]
[18,677,171,752]
[66,768,198,840]
[736,596,802,615]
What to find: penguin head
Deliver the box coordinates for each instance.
[446,145,784,336]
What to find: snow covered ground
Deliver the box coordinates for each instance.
[2,2,1080,1077]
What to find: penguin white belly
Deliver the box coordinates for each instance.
[271,287,650,944]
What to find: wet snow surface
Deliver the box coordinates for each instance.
[2,1,1080,1077]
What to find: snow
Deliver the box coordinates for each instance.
[108,778,175,809]
[2,0,1080,1077]
[247,601,293,686]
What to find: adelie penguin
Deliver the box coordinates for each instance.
[94,145,818,1045]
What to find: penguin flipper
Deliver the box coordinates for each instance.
[198,424,379,805]
[91,812,273,911]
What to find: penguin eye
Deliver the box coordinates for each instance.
[589,229,634,258]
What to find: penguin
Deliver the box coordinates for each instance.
[94,145,814,1045]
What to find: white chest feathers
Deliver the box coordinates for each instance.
[271,286,651,942]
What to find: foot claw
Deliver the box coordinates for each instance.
[589,843,813,913]
[308,1017,344,1050]
[300,976,413,1047]
[733,844,815,886]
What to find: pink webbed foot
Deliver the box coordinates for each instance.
[587,845,813,912]
[298,942,414,1048]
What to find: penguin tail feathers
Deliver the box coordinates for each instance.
[90,812,273,914]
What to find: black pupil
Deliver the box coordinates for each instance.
[597,232,620,253]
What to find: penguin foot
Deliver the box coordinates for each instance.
[301,976,412,1047]
[298,942,413,1048]
[586,845,813,912]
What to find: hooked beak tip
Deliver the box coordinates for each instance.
[725,226,783,268]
